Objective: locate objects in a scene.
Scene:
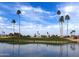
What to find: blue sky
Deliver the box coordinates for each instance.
[0,2,79,36]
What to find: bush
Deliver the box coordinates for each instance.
[26,35,31,38]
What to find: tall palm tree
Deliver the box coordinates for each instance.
[16,10,21,38]
[65,15,70,36]
[57,10,62,37]
[59,16,64,37]
[11,19,16,34]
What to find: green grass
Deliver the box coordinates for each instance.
[0,36,75,44]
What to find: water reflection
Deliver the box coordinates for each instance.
[0,43,79,57]
[70,44,76,51]
[66,44,68,57]
[59,45,63,57]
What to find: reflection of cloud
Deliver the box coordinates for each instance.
[19,44,60,56]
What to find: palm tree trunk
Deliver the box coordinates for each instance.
[13,23,15,34]
[66,44,68,56]
[12,23,15,56]
[18,14,20,38]
[18,14,20,56]
[67,20,69,36]
[59,45,63,56]
[60,22,63,37]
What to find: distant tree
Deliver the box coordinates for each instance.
[2,31,5,35]
[26,35,31,38]
[9,33,14,36]
[50,35,55,37]
[37,31,40,37]
[41,35,47,38]
[14,32,22,37]
[34,33,37,37]
[70,30,76,38]
[56,35,58,37]
[72,30,76,36]
[47,32,50,38]
[50,35,59,38]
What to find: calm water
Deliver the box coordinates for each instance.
[0,43,79,57]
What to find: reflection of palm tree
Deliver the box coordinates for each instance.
[65,15,70,36]
[16,10,21,38]
[12,19,16,34]
[59,45,63,57]
[59,16,64,37]
[70,44,75,50]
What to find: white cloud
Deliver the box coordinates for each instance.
[0,3,79,36]
[56,3,79,35]
[19,5,55,25]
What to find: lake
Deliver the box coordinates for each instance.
[0,43,79,57]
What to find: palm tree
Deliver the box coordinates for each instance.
[72,30,76,36]
[65,15,70,36]
[59,16,64,37]
[16,10,21,38]
[11,19,16,34]
[47,32,50,38]
[2,31,5,36]
[37,31,40,38]
[57,10,61,15]
[70,31,72,35]
[70,31,73,38]
[57,10,62,37]
[70,30,76,38]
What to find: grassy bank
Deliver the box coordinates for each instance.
[0,36,75,45]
